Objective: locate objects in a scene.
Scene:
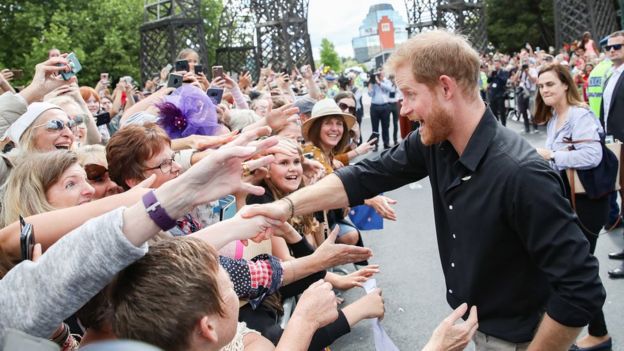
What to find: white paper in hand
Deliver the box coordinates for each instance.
[363,279,400,351]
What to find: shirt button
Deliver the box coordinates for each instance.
[451,262,455,267]
[448,289,453,294]
[449,205,453,210]
[452,233,456,239]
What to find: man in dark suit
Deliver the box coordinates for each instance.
[599,30,624,278]
[487,58,509,126]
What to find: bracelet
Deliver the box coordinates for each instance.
[50,323,69,346]
[282,197,295,220]
[142,190,177,231]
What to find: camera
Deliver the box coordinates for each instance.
[212,66,224,79]
[19,215,35,261]
[175,60,189,72]
[167,73,183,88]
[59,53,82,81]
[194,64,204,75]
[368,70,378,85]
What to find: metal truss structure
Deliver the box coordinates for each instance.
[215,0,257,77]
[404,0,487,52]
[215,0,314,77]
[139,0,207,83]
[554,0,619,48]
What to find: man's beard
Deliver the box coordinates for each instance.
[418,102,453,145]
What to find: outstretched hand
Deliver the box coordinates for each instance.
[423,303,479,351]
[365,195,398,221]
[313,227,373,268]
[165,126,278,209]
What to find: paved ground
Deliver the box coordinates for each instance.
[330,113,624,351]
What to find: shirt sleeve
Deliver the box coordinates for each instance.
[0,208,148,343]
[334,131,429,206]
[219,254,283,310]
[507,161,605,327]
[552,110,603,170]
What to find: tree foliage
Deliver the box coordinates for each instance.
[0,0,222,88]
[486,0,555,53]
[319,38,341,72]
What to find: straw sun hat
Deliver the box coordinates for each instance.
[301,98,356,143]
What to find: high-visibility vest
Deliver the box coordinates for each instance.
[588,59,613,117]
[479,71,488,91]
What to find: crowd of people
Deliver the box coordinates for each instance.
[0,32,481,350]
[0,24,622,351]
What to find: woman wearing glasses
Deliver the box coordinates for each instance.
[333,91,376,166]
[4,102,75,153]
[106,122,200,235]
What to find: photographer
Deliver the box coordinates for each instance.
[511,62,538,133]
[367,69,393,150]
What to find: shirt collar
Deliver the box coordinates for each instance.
[457,109,498,172]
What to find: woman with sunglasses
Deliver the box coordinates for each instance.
[333,91,376,166]
[76,145,123,199]
[4,102,75,153]
[1,150,94,228]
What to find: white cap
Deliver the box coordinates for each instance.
[2,102,63,146]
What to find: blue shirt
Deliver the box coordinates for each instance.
[368,78,394,105]
[545,106,603,171]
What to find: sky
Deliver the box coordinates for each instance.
[307,0,408,60]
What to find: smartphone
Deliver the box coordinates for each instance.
[219,195,236,221]
[19,215,35,261]
[60,52,82,80]
[167,73,183,88]
[175,60,189,72]
[10,69,23,80]
[367,132,380,143]
[303,152,314,160]
[212,65,224,79]
[207,88,224,105]
[194,64,204,75]
[95,111,111,126]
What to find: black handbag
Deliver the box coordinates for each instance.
[565,135,621,203]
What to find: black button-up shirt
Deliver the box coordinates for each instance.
[335,109,605,343]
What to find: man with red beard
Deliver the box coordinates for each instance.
[244,30,605,351]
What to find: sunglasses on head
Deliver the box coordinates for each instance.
[338,102,356,115]
[84,163,108,182]
[605,44,623,51]
[33,119,76,132]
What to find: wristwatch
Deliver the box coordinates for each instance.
[142,190,177,231]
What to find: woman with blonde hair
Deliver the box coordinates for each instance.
[1,150,94,228]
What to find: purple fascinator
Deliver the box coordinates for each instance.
[156,85,219,139]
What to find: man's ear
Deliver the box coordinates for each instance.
[198,315,219,344]
[438,75,457,100]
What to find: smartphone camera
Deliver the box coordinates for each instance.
[167,73,183,88]
[59,53,82,81]
[175,60,190,72]
[19,215,35,261]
